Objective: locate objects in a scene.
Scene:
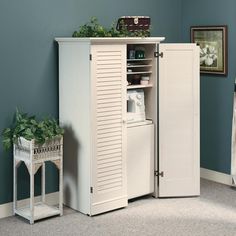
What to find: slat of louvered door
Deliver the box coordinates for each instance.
[90,44,127,215]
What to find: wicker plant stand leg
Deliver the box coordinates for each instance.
[42,162,46,204]
[13,137,63,224]
[30,163,35,224]
[13,158,18,215]
[59,159,63,216]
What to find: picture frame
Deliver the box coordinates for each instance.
[190,25,228,76]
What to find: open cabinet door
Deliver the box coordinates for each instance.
[158,44,200,197]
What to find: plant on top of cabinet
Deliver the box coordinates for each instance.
[72,17,151,38]
[2,109,64,151]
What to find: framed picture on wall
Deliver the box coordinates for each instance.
[190,25,228,76]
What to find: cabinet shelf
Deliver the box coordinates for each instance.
[127,58,153,62]
[127,71,152,75]
[127,84,153,89]
[127,64,152,68]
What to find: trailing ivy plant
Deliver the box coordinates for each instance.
[72,17,150,38]
[2,109,64,151]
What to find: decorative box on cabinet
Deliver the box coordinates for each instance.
[55,37,200,216]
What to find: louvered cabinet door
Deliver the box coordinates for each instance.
[90,44,127,215]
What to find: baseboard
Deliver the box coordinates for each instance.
[200,168,232,186]
[0,169,232,219]
[0,192,59,219]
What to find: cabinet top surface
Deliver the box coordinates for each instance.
[55,37,165,44]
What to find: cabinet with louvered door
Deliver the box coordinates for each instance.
[90,44,127,215]
[56,37,199,217]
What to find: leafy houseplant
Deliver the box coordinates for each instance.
[72,17,151,38]
[2,109,64,151]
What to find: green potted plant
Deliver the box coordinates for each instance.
[2,109,64,160]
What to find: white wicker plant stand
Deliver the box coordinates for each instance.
[13,136,63,224]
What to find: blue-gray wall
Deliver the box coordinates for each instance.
[182,0,236,174]
[0,0,182,205]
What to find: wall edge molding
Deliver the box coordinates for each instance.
[200,167,232,186]
[0,192,59,219]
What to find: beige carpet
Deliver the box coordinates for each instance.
[0,179,236,236]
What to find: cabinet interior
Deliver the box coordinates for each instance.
[126,43,157,199]
[126,44,157,124]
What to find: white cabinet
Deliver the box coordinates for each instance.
[56,37,200,216]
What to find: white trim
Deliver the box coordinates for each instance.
[200,168,232,186]
[0,192,59,219]
[231,93,236,176]
[55,37,165,44]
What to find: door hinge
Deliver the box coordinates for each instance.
[90,54,92,61]
[90,187,93,193]
[154,52,163,58]
[154,171,164,177]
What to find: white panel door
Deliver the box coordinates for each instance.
[158,44,200,197]
[90,44,127,215]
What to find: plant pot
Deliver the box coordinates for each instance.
[14,136,63,162]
